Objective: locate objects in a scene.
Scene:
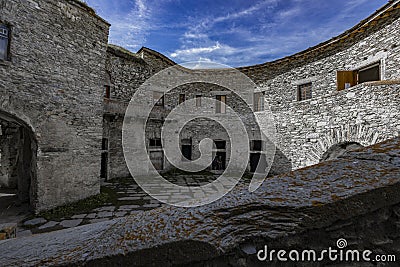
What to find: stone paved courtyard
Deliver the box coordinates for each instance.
[14,173,223,237]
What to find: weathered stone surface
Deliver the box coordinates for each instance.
[38,221,59,230]
[96,212,113,218]
[23,218,46,227]
[71,214,87,219]
[0,0,110,212]
[0,137,398,266]
[60,219,83,228]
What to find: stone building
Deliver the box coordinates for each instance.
[103,0,400,179]
[0,0,110,212]
[1,0,399,212]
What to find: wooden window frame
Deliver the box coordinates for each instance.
[297,83,312,101]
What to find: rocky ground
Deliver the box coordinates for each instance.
[15,172,221,237]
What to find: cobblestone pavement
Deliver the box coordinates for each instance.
[16,174,222,237]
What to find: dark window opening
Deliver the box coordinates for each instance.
[0,24,10,61]
[212,151,226,170]
[101,138,108,150]
[216,95,226,114]
[254,92,264,111]
[250,153,267,173]
[181,145,192,160]
[179,93,185,104]
[337,63,381,91]
[214,140,226,150]
[358,64,380,84]
[149,138,162,148]
[297,83,312,101]
[104,85,110,98]
[251,140,263,151]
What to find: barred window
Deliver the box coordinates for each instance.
[298,83,312,101]
[0,24,10,61]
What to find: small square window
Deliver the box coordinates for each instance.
[297,83,312,101]
[149,138,162,148]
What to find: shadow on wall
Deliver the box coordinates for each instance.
[320,142,364,162]
[268,147,293,176]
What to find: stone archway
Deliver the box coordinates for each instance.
[0,110,37,211]
[304,123,397,168]
[320,141,364,162]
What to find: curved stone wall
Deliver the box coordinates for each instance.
[104,1,400,175]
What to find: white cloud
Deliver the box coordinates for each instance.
[170,42,237,58]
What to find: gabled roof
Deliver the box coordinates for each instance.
[137,47,177,66]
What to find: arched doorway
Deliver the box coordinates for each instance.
[0,111,37,216]
[320,141,363,162]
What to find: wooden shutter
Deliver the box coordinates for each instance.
[337,71,357,91]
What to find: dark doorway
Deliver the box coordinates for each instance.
[212,151,226,171]
[100,153,108,179]
[181,145,192,161]
[250,153,267,173]
[150,151,164,171]
[100,138,108,179]
[0,111,37,213]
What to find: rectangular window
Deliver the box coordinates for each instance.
[337,63,381,91]
[297,83,312,101]
[179,93,185,104]
[196,94,202,107]
[251,140,263,151]
[104,85,110,98]
[358,64,380,84]
[254,92,264,111]
[0,24,9,61]
[153,92,164,106]
[214,140,226,150]
[216,95,226,113]
[149,138,162,148]
[181,139,192,161]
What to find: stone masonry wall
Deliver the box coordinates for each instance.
[0,0,110,211]
[272,83,400,170]
[104,2,400,177]
[251,10,400,170]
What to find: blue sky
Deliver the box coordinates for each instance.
[85,0,388,67]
